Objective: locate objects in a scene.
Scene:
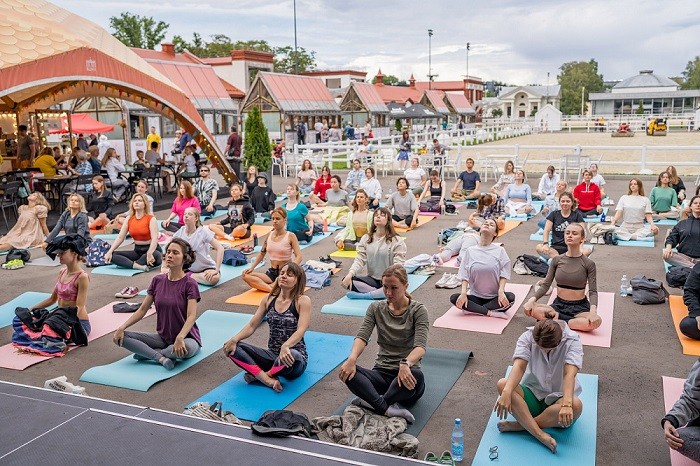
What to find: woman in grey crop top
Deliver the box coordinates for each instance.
[524,223,602,332]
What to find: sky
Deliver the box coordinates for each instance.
[55,0,700,86]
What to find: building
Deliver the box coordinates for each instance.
[415,77,484,103]
[495,85,561,118]
[299,70,367,90]
[338,82,389,129]
[589,70,700,115]
[202,50,275,95]
[372,71,422,105]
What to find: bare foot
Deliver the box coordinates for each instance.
[498,421,524,432]
[536,432,557,453]
[257,372,283,392]
[243,373,256,384]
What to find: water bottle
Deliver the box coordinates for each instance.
[620,275,629,297]
[451,418,464,462]
[253,233,258,248]
[600,211,606,222]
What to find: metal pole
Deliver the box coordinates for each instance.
[581,86,585,115]
[465,42,470,102]
[428,29,433,90]
[293,0,298,74]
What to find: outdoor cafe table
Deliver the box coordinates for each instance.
[43,174,78,211]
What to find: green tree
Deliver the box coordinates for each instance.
[636,101,645,114]
[243,107,271,173]
[681,56,700,89]
[273,46,316,73]
[557,59,605,115]
[492,108,503,118]
[371,74,406,86]
[109,12,168,49]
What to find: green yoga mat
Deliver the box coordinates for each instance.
[191,331,355,421]
[91,264,145,276]
[80,310,250,391]
[321,275,429,317]
[472,368,598,465]
[0,291,52,328]
[334,348,472,437]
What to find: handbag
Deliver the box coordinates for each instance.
[419,198,441,213]
[630,275,669,305]
[6,249,30,263]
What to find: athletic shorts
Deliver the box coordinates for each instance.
[550,296,590,321]
[265,267,280,281]
[521,385,557,417]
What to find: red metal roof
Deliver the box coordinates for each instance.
[300,70,367,77]
[259,72,340,113]
[415,81,465,92]
[219,78,245,99]
[423,90,451,114]
[351,82,389,113]
[444,93,475,114]
[372,83,422,105]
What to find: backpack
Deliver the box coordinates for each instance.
[85,238,111,267]
[6,249,30,263]
[513,254,549,277]
[630,275,669,305]
[251,410,314,438]
[666,266,692,289]
[222,250,247,267]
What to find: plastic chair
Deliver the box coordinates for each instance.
[0,182,20,231]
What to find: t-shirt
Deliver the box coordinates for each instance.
[17,135,33,161]
[183,154,197,173]
[251,186,276,213]
[547,210,584,250]
[194,178,219,207]
[616,195,652,228]
[650,187,678,213]
[325,188,349,207]
[146,133,161,149]
[297,169,317,187]
[173,226,216,272]
[458,170,480,191]
[145,150,159,165]
[171,197,202,223]
[456,243,511,299]
[404,167,426,189]
[591,174,605,188]
[147,274,201,345]
[386,191,418,218]
[33,154,57,177]
[285,202,309,232]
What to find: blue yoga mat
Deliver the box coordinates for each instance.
[201,209,228,220]
[298,232,331,250]
[80,310,250,391]
[321,274,429,316]
[472,369,598,466]
[0,292,52,328]
[617,238,655,248]
[91,264,145,277]
[529,229,551,242]
[583,207,609,223]
[191,331,355,421]
[506,203,543,220]
[137,262,257,295]
[254,216,271,225]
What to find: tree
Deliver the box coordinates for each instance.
[636,101,645,114]
[273,46,316,73]
[557,59,605,115]
[681,56,700,89]
[243,107,271,173]
[109,13,168,49]
[371,74,407,86]
[492,108,503,118]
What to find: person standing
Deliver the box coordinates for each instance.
[224,125,242,181]
[88,134,98,147]
[146,126,161,152]
[314,120,323,143]
[76,134,89,152]
[296,119,307,145]
[17,124,35,169]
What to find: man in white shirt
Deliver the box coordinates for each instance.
[314,121,323,143]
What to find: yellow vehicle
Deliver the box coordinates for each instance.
[646,118,667,136]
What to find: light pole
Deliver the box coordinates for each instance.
[293,0,298,74]
[581,86,585,115]
[428,29,434,90]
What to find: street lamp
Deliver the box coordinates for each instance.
[465,42,470,101]
[293,0,298,74]
[428,29,434,90]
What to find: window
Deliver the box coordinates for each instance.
[326,78,342,89]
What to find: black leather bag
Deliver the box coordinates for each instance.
[6,249,30,263]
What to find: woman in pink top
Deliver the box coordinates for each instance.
[243,207,302,293]
[162,180,201,232]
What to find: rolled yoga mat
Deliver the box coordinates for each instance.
[0,292,51,329]
[505,203,543,220]
[662,375,699,466]
[80,310,250,391]
[333,347,472,437]
[472,368,598,466]
[669,295,700,356]
[190,331,355,421]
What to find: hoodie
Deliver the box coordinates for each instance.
[251,186,276,213]
[666,215,700,259]
[663,359,700,428]
[220,195,255,228]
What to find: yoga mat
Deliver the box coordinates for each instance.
[298,232,331,249]
[80,310,250,391]
[91,264,145,277]
[506,203,543,220]
[218,225,274,248]
[547,290,615,348]
[202,209,228,220]
[529,228,551,242]
[225,287,310,306]
[330,249,358,259]
[0,292,52,329]
[500,220,522,236]
[662,376,698,466]
[442,255,460,268]
[191,331,355,421]
[93,234,135,247]
[472,369,598,465]
[669,295,700,356]
[254,216,271,224]
[654,219,679,226]
[583,207,609,223]
[617,238,655,248]
[0,302,155,370]
[320,275,429,316]
[418,211,441,217]
[334,348,472,437]
[433,283,531,335]
[394,214,437,232]
[25,256,61,267]
[137,262,257,295]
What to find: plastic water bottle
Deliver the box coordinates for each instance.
[600,211,606,222]
[620,275,629,297]
[451,418,464,462]
[253,233,258,248]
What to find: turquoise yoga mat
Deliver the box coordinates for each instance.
[191,331,355,421]
[254,216,271,225]
[583,207,609,223]
[472,369,598,466]
[652,219,678,226]
[91,264,146,277]
[80,310,250,391]
[137,262,258,295]
[617,238,655,248]
[529,229,552,242]
[298,231,331,250]
[0,292,52,328]
[506,202,543,220]
[201,209,228,220]
[321,274,429,317]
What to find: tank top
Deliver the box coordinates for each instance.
[266,232,293,262]
[128,214,153,241]
[54,268,86,302]
[429,181,442,197]
[266,296,307,360]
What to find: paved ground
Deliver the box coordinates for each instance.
[0,167,695,465]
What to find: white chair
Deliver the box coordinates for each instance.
[442,148,462,179]
[377,148,395,176]
[515,153,529,173]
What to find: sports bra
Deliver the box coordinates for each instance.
[54,268,86,302]
[265,232,293,262]
[128,214,153,241]
[429,182,442,197]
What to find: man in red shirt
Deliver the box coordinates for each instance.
[573,169,602,216]
[224,125,242,182]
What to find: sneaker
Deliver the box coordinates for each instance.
[414,265,436,276]
[2,259,25,270]
[116,286,139,298]
[443,274,462,289]
[435,272,451,288]
[424,452,439,463]
[438,450,455,466]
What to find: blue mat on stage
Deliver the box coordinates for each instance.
[472,368,598,466]
[80,311,249,391]
[321,275,429,316]
[0,292,52,328]
[191,331,355,421]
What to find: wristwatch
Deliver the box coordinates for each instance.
[400,358,411,367]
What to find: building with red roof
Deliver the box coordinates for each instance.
[339,82,389,128]
[202,50,275,95]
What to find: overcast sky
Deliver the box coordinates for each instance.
[56,0,700,85]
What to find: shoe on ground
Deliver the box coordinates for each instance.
[116,286,139,298]
[435,272,451,288]
[4,259,25,270]
[438,450,455,465]
[443,275,461,289]
[424,452,439,463]
[414,265,435,276]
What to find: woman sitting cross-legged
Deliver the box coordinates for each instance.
[468,193,505,231]
[341,207,407,299]
[0,192,50,252]
[113,238,201,370]
[334,189,373,251]
[162,180,202,233]
[208,183,255,241]
[416,169,446,214]
[284,184,315,244]
[503,169,533,216]
[386,177,419,229]
[169,207,224,286]
[104,193,162,272]
[44,193,91,248]
[525,223,602,332]
[650,171,680,220]
[309,175,350,227]
[86,175,114,231]
[450,219,515,318]
[243,207,302,293]
[536,192,591,260]
[223,262,310,392]
[495,319,583,453]
[339,265,428,423]
[664,195,700,268]
[609,178,658,241]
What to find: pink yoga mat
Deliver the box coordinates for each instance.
[433,283,531,334]
[547,290,615,348]
[663,376,698,466]
[0,302,155,370]
[442,256,460,268]
[418,212,441,217]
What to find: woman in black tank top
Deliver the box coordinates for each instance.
[417,169,446,213]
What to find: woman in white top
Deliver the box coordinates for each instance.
[534,165,560,200]
[100,147,129,201]
[495,319,583,454]
[610,178,658,241]
[450,219,515,317]
[169,207,224,286]
[589,163,606,198]
[360,167,383,209]
[341,207,407,299]
[404,158,427,195]
[491,160,515,197]
[296,159,318,195]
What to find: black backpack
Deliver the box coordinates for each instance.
[514,254,549,277]
[630,275,669,305]
[666,266,692,289]
[251,410,314,438]
[6,249,30,263]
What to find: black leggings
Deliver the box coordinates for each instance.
[392,214,414,226]
[291,230,312,244]
[345,365,425,414]
[164,221,183,233]
[680,317,700,341]
[228,341,306,379]
[450,292,515,315]
[578,208,598,216]
[111,244,163,269]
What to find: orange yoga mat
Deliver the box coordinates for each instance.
[219,225,273,248]
[498,220,522,236]
[394,213,437,232]
[226,287,311,306]
[669,295,700,356]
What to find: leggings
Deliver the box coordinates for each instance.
[578,207,598,216]
[164,221,183,233]
[345,365,425,414]
[228,341,307,379]
[450,292,515,315]
[111,244,163,269]
[351,275,382,293]
[291,230,313,244]
[120,331,200,362]
[680,317,700,340]
[392,214,414,226]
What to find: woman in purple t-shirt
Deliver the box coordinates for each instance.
[113,238,201,370]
